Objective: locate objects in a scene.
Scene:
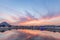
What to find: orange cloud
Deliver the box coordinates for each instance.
[18,16,60,26]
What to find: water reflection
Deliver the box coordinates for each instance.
[0,29,60,40]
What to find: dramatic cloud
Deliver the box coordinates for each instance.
[18,16,60,26]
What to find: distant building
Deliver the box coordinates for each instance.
[0,22,11,27]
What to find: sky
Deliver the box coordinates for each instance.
[0,0,60,25]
